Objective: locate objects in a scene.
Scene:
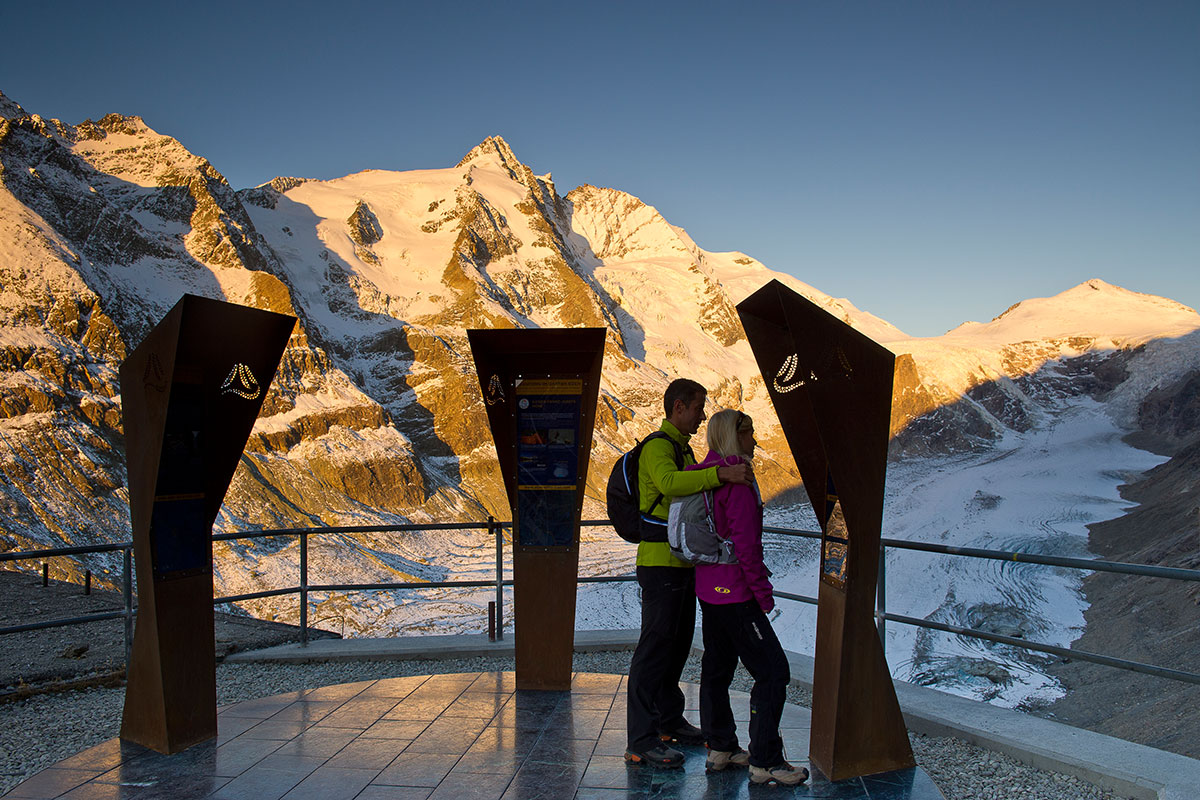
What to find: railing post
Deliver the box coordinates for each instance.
[300,531,309,646]
[123,546,133,666]
[876,542,887,647]
[493,516,503,641]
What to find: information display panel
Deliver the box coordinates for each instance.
[467,327,605,690]
[515,377,582,548]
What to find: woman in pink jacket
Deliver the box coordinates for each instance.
[692,409,808,786]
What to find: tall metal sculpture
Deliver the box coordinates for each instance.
[120,294,295,754]
[468,328,605,690]
[737,280,914,780]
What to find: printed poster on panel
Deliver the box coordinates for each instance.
[515,377,582,548]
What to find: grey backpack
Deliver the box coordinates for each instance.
[667,490,737,565]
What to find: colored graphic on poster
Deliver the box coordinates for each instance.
[820,494,851,589]
[515,378,582,548]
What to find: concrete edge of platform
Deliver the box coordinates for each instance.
[223,629,1199,800]
[221,628,638,663]
[772,644,1200,800]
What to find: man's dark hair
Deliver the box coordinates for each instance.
[664,378,706,417]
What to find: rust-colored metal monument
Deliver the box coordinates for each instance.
[468,328,605,690]
[120,294,294,754]
[737,280,914,781]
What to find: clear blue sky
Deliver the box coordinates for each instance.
[3,1,1196,337]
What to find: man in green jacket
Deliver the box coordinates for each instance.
[625,378,752,767]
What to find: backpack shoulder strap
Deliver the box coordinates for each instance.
[703,490,729,540]
[645,431,687,467]
[643,431,688,514]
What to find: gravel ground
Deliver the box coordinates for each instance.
[0,571,336,691]
[0,650,1117,800]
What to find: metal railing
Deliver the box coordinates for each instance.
[3,519,1198,687]
[0,541,135,661]
[761,525,1200,686]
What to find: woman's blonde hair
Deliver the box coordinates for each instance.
[707,408,753,458]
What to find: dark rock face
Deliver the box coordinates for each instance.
[966,378,1033,432]
[0,90,25,119]
[1135,370,1200,454]
[887,340,1164,461]
[696,275,745,347]
[347,200,383,264]
[889,354,1000,458]
[1043,438,1200,758]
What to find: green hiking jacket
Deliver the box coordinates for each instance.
[636,419,723,568]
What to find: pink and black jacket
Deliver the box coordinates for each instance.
[690,450,775,613]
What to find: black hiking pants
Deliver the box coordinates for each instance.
[699,598,790,767]
[626,565,696,751]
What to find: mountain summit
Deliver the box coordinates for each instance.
[1,90,1198,619]
[951,278,1199,342]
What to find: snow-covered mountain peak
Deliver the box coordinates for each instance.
[84,113,153,138]
[19,111,215,191]
[565,184,695,263]
[944,279,1200,347]
[455,135,534,184]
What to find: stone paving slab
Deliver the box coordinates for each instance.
[224,628,1200,799]
[3,672,943,800]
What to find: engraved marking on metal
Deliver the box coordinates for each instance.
[485,374,505,406]
[773,353,817,394]
[144,354,168,393]
[220,363,261,399]
[835,346,854,375]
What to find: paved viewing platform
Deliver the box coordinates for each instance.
[4,670,941,800]
[6,632,1200,799]
[222,632,1200,800]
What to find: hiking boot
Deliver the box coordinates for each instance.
[658,719,706,745]
[624,743,685,768]
[749,761,810,785]
[705,747,750,771]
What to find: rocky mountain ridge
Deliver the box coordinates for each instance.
[2,89,1198,607]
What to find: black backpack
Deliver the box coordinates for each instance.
[606,432,686,543]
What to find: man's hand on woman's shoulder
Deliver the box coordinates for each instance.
[716,461,753,486]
